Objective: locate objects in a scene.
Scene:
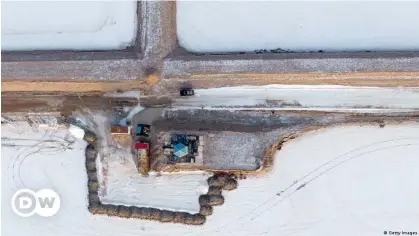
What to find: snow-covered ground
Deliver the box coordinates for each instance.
[102,152,210,213]
[2,122,419,236]
[174,85,419,111]
[177,1,419,52]
[1,1,137,51]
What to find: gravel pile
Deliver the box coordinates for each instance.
[173,212,187,223]
[192,214,206,225]
[197,173,239,218]
[87,171,98,182]
[207,176,226,187]
[118,206,132,218]
[150,208,162,221]
[88,180,99,193]
[88,204,107,215]
[83,130,97,144]
[199,205,213,216]
[105,205,119,216]
[207,186,222,196]
[160,210,175,222]
[223,178,238,191]
[86,160,97,171]
[85,144,97,160]
[199,195,225,206]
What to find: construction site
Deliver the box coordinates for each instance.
[92,106,269,177]
[2,1,419,235]
[24,98,414,228]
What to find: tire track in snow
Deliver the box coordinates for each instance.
[175,136,419,236]
[5,128,75,191]
[230,137,419,225]
[247,142,419,222]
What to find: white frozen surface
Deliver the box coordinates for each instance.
[177,1,419,52]
[2,122,419,236]
[68,125,85,140]
[1,1,137,51]
[174,85,419,111]
[102,155,210,213]
[104,91,142,100]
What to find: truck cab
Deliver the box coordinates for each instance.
[134,124,151,176]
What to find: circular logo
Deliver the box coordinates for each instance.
[11,189,61,217]
[11,189,37,217]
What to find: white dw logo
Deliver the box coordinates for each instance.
[11,189,61,217]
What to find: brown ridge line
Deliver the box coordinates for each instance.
[1,80,150,93]
[3,71,419,94]
[174,71,419,87]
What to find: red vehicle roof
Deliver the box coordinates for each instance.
[134,142,150,150]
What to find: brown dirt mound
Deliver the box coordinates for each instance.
[88,171,98,181]
[192,214,206,225]
[88,192,100,205]
[131,207,152,220]
[199,205,213,216]
[173,212,187,223]
[88,180,99,192]
[140,207,152,220]
[223,178,238,191]
[85,144,98,160]
[207,186,222,196]
[84,131,97,144]
[150,208,162,221]
[131,207,142,218]
[184,213,195,225]
[160,210,175,223]
[88,202,207,225]
[207,176,226,187]
[118,206,132,218]
[86,160,96,171]
[207,173,234,187]
[105,205,119,216]
[199,195,225,206]
[88,204,106,215]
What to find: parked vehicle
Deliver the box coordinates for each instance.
[136,124,151,137]
[180,89,195,96]
[134,141,150,176]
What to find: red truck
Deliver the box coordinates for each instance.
[134,141,150,176]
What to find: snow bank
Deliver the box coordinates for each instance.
[69,125,85,139]
[104,91,141,100]
[174,85,419,111]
